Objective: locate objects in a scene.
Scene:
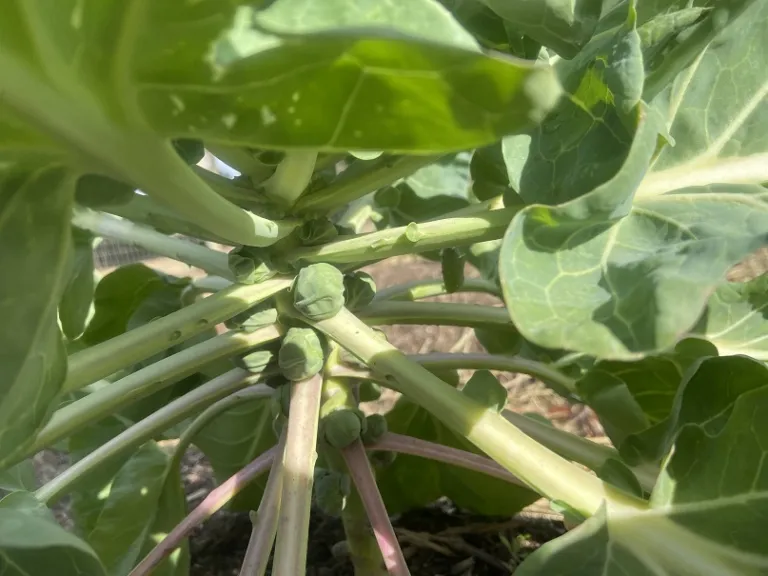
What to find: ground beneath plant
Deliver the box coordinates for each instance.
[33,248,768,575]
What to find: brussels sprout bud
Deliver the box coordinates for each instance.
[313,468,351,518]
[270,384,292,419]
[228,246,275,285]
[343,272,376,310]
[440,248,465,293]
[234,349,277,374]
[225,301,278,332]
[360,414,387,444]
[357,380,382,402]
[322,408,367,449]
[298,218,339,246]
[279,327,325,381]
[292,264,345,321]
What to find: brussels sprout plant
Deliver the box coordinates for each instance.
[1,0,767,575]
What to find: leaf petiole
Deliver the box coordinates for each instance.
[64,277,291,392]
[310,308,647,517]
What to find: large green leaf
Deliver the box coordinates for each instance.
[82,442,188,576]
[439,0,542,57]
[501,6,643,207]
[69,416,136,535]
[59,229,96,341]
[82,265,168,346]
[476,0,603,58]
[0,0,558,155]
[500,5,768,359]
[372,153,473,228]
[638,0,768,197]
[256,0,479,51]
[0,506,107,576]
[139,0,560,153]
[0,461,36,494]
[0,167,73,470]
[576,339,718,448]
[192,397,274,511]
[690,274,768,360]
[621,355,768,465]
[0,490,52,519]
[516,363,768,575]
[377,394,539,516]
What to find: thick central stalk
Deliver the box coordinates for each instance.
[312,309,647,518]
[272,375,324,576]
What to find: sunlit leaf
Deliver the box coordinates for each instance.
[517,364,768,575]
[500,1,768,359]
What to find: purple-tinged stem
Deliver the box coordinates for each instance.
[129,446,278,576]
[368,433,526,488]
[341,440,411,576]
[239,430,288,576]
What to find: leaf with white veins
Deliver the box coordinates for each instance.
[517,366,768,575]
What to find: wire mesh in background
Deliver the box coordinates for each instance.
[94,240,153,269]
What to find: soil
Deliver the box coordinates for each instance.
[34,247,768,575]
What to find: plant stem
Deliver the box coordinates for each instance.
[310,309,647,518]
[293,155,441,214]
[373,277,502,302]
[330,353,576,397]
[264,150,318,207]
[193,275,234,292]
[206,144,275,184]
[341,486,389,576]
[72,206,232,277]
[30,327,279,457]
[341,440,410,576]
[240,430,288,576]
[128,139,299,247]
[411,353,577,396]
[0,52,297,247]
[129,445,279,576]
[171,384,282,471]
[272,375,324,576]
[288,207,517,265]
[106,192,235,244]
[359,301,511,331]
[190,166,273,211]
[503,410,658,492]
[428,195,504,220]
[368,433,524,487]
[64,277,291,392]
[318,364,388,575]
[36,369,273,504]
